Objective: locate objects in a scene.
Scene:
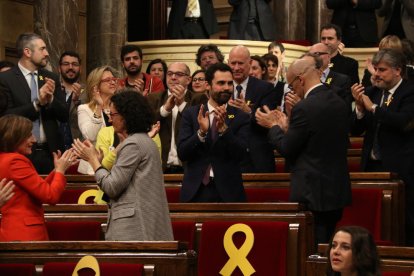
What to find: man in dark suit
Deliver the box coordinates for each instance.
[256,55,351,246]
[167,0,219,39]
[58,51,83,150]
[351,49,414,246]
[228,0,276,41]
[326,0,381,47]
[178,63,250,202]
[309,43,353,111]
[147,62,207,173]
[0,33,68,174]
[227,45,275,173]
[320,24,360,86]
[378,0,414,43]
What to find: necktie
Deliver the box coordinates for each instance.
[235,84,242,99]
[187,0,197,13]
[372,90,390,160]
[202,116,217,185]
[30,72,41,140]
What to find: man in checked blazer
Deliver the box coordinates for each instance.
[0,33,68,174]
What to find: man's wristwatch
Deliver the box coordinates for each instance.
[198,129,207,138]
[371,104,378,113]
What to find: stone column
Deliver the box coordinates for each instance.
[34,0,79,72]
[87,0,127,75]
[273,0,307,41]
[306,0,332,44]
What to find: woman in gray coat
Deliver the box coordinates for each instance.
[73,89,173,241]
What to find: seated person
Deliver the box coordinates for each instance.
[327,226,380,276]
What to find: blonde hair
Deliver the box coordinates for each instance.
[0,114,32,152]
[86,65,118,111]
[379,35,402,51]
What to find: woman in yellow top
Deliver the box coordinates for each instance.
[95,122,161,170]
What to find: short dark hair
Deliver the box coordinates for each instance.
[110,89,153,134]
[16,33,43,58]
[320,23,343,41]
[0,60,15,71]
[0,114,32,152]
[327,226,380,276]
[267,41,285,53]
[120,45,143,61]
[196,44,225,66]
[205,63,233,85]
[59,51,81,65]
[372,48,407,77]
[262,53,279,68]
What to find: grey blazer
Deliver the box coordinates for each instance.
[95,133,173,241]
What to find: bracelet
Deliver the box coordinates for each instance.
[94,166,105,173]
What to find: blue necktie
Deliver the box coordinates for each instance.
[235,84,242,99]
[30,72,40,140]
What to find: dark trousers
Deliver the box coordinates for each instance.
[312,208,343,250]
[180,21,209,39]
[190,179,222,202]
[28,144,54,174]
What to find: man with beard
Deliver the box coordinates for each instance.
[58,51,84,150]
[0,33,68,174]
[178,63,250,202]
[351,49,414,246]
[118,45,164,94]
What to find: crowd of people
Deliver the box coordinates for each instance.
[0,17,414,275]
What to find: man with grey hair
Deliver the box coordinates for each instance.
[351,48,414,246]
[227,45,275,173]
[148,62,207,173]
[0,33,68,174]
[256,55,351,247]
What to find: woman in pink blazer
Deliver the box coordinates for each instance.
[0,115,75,241]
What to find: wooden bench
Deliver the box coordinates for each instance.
[307,245,414,275]
[0,241,194,276]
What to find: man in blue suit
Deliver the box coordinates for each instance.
[178,63,250,202]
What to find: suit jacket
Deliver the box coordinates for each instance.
[242,76,276,172]
[378,0,414,42]
[95,133,173,241]
[228,0,276,41]
[147,90,208,170]
[326,0,381,45]
[0,66,68,153]
[330,54,360,86]
[268,84,351,211]
[325,70,353,113]
[351,80,414,177]
[167,0,219,38]
[178,104,250,202]
[59,87,82,143]
[0,153,66,241]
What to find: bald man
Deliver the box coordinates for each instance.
[227,45,275,173]
[256,55,351,247]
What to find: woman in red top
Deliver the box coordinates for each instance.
[0,115,75,241]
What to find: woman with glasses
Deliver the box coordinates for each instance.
[77,66,118,174]
[73,89,173,241]
[190,70,208,95]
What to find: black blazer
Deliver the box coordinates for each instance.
[228,0,276,41]
[351,80,414,178]
[178,104,250,202]
[167,0,219,38]
[0,66,68,153]
[325,70,353,113]
[326,0,381,45]
[242,77,276,173]
[330,54,360,86]
[268,84,351,211]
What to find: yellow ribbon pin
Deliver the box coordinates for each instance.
[39,75,44,81]
[219,223,256,276]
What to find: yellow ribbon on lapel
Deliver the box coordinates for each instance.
[219,223,256,276]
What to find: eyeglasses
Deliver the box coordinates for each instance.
[60,62,80,67]
[287,75,301,90]
[167,71,188,78]
[109,112,119,117]
[311,52,329,56]
[101,77,119,83]
[192,77,205,82]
